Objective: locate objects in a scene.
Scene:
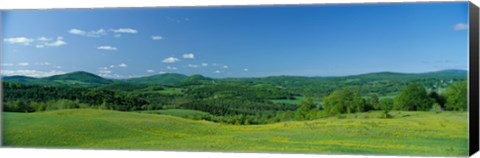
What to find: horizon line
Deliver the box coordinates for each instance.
[1,69,468,80]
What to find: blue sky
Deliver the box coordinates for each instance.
[1,2,469,78]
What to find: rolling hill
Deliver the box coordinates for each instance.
[2,71,113,86]
[2,109,468,156]
[2,70,467,89]
[123,73,188,85]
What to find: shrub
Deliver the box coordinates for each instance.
[431,103,443,114]
[393,83,433,111]
[444,81,467,111]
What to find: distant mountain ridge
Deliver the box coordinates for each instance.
[3,71,113,86]
[123,73,188,85]
[2,69,468,87]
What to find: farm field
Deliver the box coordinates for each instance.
[2,109,468,156]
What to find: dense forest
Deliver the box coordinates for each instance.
[2,70,468,124]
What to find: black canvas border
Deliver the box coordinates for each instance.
[469,1,479,156]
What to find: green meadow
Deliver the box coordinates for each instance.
[1,70,469,156]
[2,109,468,156]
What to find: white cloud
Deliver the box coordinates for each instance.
[213,70,221,74]
[4,37,34,45]
[147,69,155,73]
[162,57,180,63]
[37,37,52,41]
[35,62,51,66]
[166,66,177,70]
[97,45,118,51]
[4,36,65,48]
[33,36,66,48]
[18,62,29,66]
[182,53,195,59]
[114,34,122,38]
[454,23,468,31]
[109,28,138,34]
[44,37,66,47]
[188,64,199,68]
[98,73,123,79]
[68,28,85,35]
[244,68,249,71]
[1,63,14,66]
[152,36,163,40]
[98,69,112,75]
[97,67,116,78]
[201,63,208,67]
[118,63,127,68]
[223,65,229,69]
[127,75,144,78]
[1,69,65,77]
[69,28,107,37]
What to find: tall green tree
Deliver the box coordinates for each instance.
[368,94,380,110]
[393,83,433,111]
[444,81,467,111]
[379,98,393,118]
[323,88,366,115]
[295,97,316,120]
[428,91,446,108]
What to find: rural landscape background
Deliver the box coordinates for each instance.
[1,2,470,156]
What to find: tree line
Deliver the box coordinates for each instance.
[294,80,467,120]
[2,80,468,124]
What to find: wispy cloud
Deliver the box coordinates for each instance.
[454,23,468,31]
[223,65,229,69]
[35,62,51,66]
[107,63,128,68]
[109,28,138,34]
[182,53,195,59]
[18,62,30,66]
[152,36,163,40]
[1,69,65,77]
[166,66,178,70]
[4,37,34,45]
[69,28,107,37]
[35,36,67,48]
[96,67,123,78]
[118,63,127,68]
[44,37,66,47]
[37,37,52,41]
[201,63,208,67]
[187,64,199,68]
[162,57,180,63]
[244,68,249,71]
[97,67,112,75]
[1,63,14,67]
[147,69,155,73]
[213,70,221,74]
[97,45,118,51]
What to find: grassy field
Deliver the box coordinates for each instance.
[138,109,211,118]
[2,109,468,156]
